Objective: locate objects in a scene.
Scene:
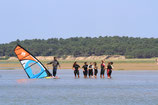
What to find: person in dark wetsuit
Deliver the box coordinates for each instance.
[100,60,105,78]
[88,62,93,78]
[72,61,80,78]
[93,62,98,79]
[107,62,113,79]
[82,62,88,78]
[47,57,60,77]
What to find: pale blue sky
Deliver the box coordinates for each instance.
[0,0,158,44]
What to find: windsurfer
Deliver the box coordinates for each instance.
[47,57,60,77]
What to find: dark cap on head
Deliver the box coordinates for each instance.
[111,62,113,65]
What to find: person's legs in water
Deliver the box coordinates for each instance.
[100,70,102,78]
[91,70,93,78]
[103,74,105,78]
[83,71,87,78]
[53,67,57,77]
[77,70,80,78]
[89,69,93,78]
[85,70,87,78]
[83,71,85,78]
[107,69,111,78]
[108,69,112,78]
[89,70,91,78]
[94,70,98,78]
[74,70,77,78]
[100,69,104,78]
[100,74,102,78]
[102,69,105,78]
[110,70,112,78]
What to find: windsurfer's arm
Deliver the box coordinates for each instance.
[47,61,53,65]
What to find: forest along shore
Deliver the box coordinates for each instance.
[0,55,158,70]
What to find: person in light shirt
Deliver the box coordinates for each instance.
[88,62,94,78]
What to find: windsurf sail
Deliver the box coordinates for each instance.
[14,44,52,79]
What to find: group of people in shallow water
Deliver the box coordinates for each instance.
[72,60,114,79]
[47,57,114,79]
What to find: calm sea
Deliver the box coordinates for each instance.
[0,69,158,105]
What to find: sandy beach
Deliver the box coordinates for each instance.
[0,58,158,70]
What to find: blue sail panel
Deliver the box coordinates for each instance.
[22,60,48,78]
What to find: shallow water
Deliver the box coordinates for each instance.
[0,69,158,105]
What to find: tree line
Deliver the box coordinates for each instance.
[0,36,158,58]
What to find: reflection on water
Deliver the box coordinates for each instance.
[0,70,158,105]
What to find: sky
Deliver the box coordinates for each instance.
[0,0,158,44]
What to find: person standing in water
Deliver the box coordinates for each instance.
[107,62,113,79]
[72,61,80,78]
[47,57,60,77]
[82,62,88,78]
[88,62,94,78]
[100,60,106,78]
[93,62,98,79]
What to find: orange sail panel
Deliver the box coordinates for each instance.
[14,46,36,61]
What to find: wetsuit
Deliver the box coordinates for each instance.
[82,64,88,76]
[73,64,80,76]
[94,66,98,76]
[107,64,112,77]
[100,63,105,75]
[48,60,60,77]
[88,65,93,76]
